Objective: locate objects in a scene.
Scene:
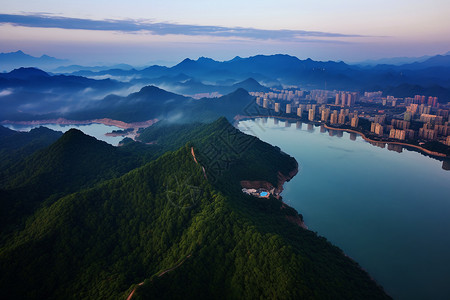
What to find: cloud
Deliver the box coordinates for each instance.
[0,89,13,97]
[0,13,363,41]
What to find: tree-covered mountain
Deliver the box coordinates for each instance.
[67,86,257,123]
[0,67,131,121]
[0,126,63,171]
[0,128,157,236]
[0,118,390,299]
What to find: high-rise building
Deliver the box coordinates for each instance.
[286,104,292,114]
[330,111,338,124]
[351,116,359,128]
[297,107,302,118]
[321,109,330,122]
[419,128,437,140]
[404,111,412,122]
[375,123,384,136]
[338,113,346,124]
[374,115,386,124]
[389,129,406,140]
[371,122,383,135]
[308,109,315,121]
[263,98,268,108]
[274,103,280,113]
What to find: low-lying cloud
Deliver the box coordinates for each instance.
[0,13,363,41]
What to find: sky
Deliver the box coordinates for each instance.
[1,0,449,65]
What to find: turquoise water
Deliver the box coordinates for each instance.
[237,118,450,300]
[4,123,125,146]
[260,191,269,197]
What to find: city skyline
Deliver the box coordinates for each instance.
[1,0,449,65]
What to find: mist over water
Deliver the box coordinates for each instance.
[4,123,124,146]
[238,118,450,300]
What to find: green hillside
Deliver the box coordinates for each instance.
[0,128,157,236]
[0,118,390,299]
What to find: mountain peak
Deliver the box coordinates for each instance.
[7,67,50,79]
[197,56,215,62]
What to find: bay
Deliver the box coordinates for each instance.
[237,118,450,300]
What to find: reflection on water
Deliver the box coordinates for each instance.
[387,143,403,153]
[254,118,449,169]
[443,160,450,170]
[237,117,450,300]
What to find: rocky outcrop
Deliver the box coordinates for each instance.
[240,160,306,229]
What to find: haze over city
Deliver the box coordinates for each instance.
[1,0,449,65]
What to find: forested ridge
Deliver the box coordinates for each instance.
[0,118,390,299]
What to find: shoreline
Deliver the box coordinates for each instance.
[276,161,308,229]
[323,124,447,158]
[235,115,448,158]
[240,159,307,229]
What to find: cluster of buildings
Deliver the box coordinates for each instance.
[242,188,270,198]
[251,88,450,147]
[369,101,449,145]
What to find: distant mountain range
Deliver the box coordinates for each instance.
[0,50,69,72]
[63,53,450,93]
[353,51,450,66]
[1,51,449,122]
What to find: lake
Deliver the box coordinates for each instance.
[4,123,125,146]
[237,118,450,300]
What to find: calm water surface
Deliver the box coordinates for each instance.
[238,118,450,300]
[4,123,124,146]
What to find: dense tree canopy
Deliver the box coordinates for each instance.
[0,118,390,299]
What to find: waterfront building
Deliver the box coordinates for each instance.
[406,129,415,140]
[286,104,292,114]
[330,111,338,125]
[263,98,268,108]
[375,124,384,136]
[274,103,280,113]
[321,109,330,122]
[389,129,406,140]
[419,128,437,140]
[308,109,315,121]
[371,122,384,136]
[351,116,359,128]
[297,107,302,118]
